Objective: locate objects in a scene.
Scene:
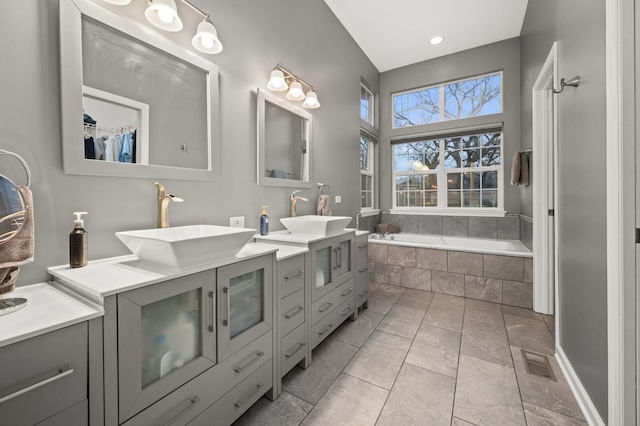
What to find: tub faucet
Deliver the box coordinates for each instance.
[289,190,308,217]
[154,182,183,228]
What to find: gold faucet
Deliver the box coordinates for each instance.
[289,190,308,217]
[154,182,183,228]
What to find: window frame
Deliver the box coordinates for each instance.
[360,83,375,127]
[391,129,504,216]
[391,71,503,129]
[360,132,376,211]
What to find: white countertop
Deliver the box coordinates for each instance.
[0,282,104,348]
[49,244,278,304]
[254,228,356,245]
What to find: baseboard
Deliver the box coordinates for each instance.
[555,344,606,426]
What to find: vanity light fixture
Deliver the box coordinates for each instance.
[267,64,320,109]
[104,0,223,54]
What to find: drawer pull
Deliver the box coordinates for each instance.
[234,383,264,408]
[208,291,215,333]
[155,396,200,426]
[340,287,353,296]
[340,306,354,316]
[0,365,73,404]
[318,323,333,336]
[284,342,306,358]
[233,351,264,373]
[358,244,367,249]
[358,267,368,273]
[317,302,333,313]
[358,289,369,297]
[284,270,304,280]
[284,305,304,319]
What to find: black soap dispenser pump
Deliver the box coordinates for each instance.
[70,211,88,268]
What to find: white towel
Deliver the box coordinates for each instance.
[317,194,332,216]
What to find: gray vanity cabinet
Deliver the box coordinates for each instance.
[309,233,354,302]
[0,322,89,426]
[355,233,369,309]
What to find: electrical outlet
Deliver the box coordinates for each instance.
[335,195,342,204]
[229,216,245,228]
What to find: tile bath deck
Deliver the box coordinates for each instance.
[233,284,585,426]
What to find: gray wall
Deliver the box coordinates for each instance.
[0,0,378,285]
[378,38,522,214]
[521,0,608,419]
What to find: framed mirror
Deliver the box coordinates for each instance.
[257,89,312,188]
[59,0,221,181]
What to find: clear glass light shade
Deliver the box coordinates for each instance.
[302,90,320,108]
[286,81,306,101]
[192,21,223,54]
[145,0,183,32]
[267,70,288,91]
[102,0,131,4]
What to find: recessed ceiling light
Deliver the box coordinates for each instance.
[429,36,444,45]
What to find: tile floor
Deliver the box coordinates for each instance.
[233,284,586,426]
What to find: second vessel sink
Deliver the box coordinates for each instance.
[280,215,352,236]
[116,225,256,269]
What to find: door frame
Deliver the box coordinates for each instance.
[532,42,559,318]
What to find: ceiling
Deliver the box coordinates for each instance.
[323,0,529,72]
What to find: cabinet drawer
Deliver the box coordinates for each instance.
[310,288,339,325]
[0,323,88,426]
[278,255,305,298]
[334,294,355,328]
[357,282,369,308]
[280,323,307,377]
[336,278,355,306]
[38,400,88,426]
[189,360,273,426]
[310,297,351,349]
[279,288,305,337]
[124,332,272,426]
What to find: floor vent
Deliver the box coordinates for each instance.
[521,349,556,381]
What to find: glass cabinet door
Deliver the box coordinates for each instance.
[315,246,332,290]
[117,270,216,423]
[218,255,273,361]
[338,240,351,277]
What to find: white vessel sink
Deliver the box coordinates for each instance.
[280,215,352,236]
[116,225,256,269]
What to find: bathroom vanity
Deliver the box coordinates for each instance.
[48,244,278,426]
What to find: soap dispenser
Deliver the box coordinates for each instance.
[70,212,88,268]
[260,206,269,235]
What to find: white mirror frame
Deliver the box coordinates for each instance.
[59,0,221,181]
[257,89,313,188]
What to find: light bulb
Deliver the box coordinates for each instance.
[287,81,305,101]
[200,36,214,48]
[157,8,174,23]
[267,70,288,91]
[192,21,223,54]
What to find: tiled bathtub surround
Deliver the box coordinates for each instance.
[369,243,534,308]
[357,213,380,234]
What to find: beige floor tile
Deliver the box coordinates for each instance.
[511,346,585,421]
[504,315,555,355]
[405,324,461,378]
[451,417,476,426]
[330,309,385,348]
[464,299,504,326]
[344,330,412,390]
[233,392,313,426]
[461,318,512,367]
[422,293,465,332]
[453,354,526,425]
[282,338,358,405]
[301,374,388,426]
[366,284,405,315]
[376,363,455,426]
[396,288,434,310]
[523,402,587,425]
[502,304,544,321]
[376,304,426,339]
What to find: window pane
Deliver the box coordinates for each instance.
[395,174,437,207]
[361,85,374,125]
[463,172,481,190]
[393,140,439,172]
[480,133,501,166]
[482,171,498,189]
[482,190,498,207]
[463,191,482,207]
[361,174,372,209]
[392,87,440,128]
[447,191,461,207]
[360,136,370,171]
[444,74,502,120]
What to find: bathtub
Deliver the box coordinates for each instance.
[368,233,532,258]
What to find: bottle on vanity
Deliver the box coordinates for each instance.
[69,211,88,268]
[260,206,269,235]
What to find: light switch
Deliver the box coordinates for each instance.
[335,195,342,204]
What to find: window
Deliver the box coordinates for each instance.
[360,133,375,209]
[360,84,374,126]
[393,72,502,129]
[393,130,502,211]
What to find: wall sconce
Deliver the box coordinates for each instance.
[267,64,320,109]
[102,0,223,54]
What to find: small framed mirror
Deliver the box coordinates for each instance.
[257,89,312,188]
